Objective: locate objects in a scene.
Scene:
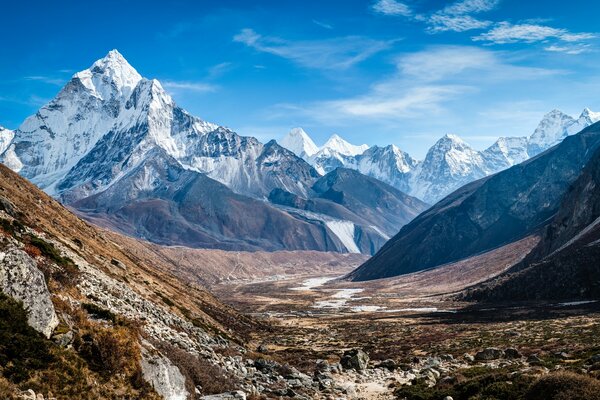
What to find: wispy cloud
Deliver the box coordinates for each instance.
[441,0,500,15]
[426,0,499,33]
[270,46,562,124]
[24,76,65,86]
[207,62,233,79]
[544,44,591,55]
[312,19,333,30]
[427,14,492,33]
[474,22,596,44]
[371,0,412,17]
[162,81,218,93]
[233,28,396,70]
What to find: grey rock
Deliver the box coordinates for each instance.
[341,349,369,371]
[378,359,397,371]
[200,391,246,400]
[475,348,504,361]
[504,348,522,359]
[141,342,189,400]
[0,245,59,338]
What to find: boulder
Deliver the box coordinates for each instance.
[475,348,504,361]
[341,349,369,371]
[0,246,59,338]
[200,392,246,400]
[141,343,189,400]
[504,348,521,359]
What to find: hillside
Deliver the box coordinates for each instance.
[349,122,600,281]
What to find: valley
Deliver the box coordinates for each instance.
[207,235,600,399]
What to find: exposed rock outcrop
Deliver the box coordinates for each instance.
[0,244,58,338]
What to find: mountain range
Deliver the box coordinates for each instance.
[350,120,600,282]
[0,50,426,254]
[281,108,600,204]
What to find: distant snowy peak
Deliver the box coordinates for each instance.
[483,136,529,172]
[322,134,369,156]
[280,127,319,159]
[528,109,577,156]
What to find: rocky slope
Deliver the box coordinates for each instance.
[0,163,393,399]
[465,143,600,301]
[349,121,600,281]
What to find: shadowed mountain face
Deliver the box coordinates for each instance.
[268,168,429,254]
[465,144,600,301]
[349,122,600,281]
[73,148,342,252]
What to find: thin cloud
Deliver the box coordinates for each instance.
[313,19,333,30]
[371,0,412,17]
[545,44,592,55]
[474,22,596,44]
[272,46,562,124]
[233,28,396,70]
[24,76,65,86]
[162,81,218,93]
[426,0,499,33]
[427,15,492,33]
[441,0,500,15]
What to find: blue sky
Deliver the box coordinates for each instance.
[1,0,599,158]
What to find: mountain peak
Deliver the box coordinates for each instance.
[280,127,319,158]
[322,134,368,156]
[74,49,142,100]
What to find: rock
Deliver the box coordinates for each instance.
[341,349,369,371]
[200,391,246,400]
[464,353,475,362]
[254,358,276,373]
[504,348,521,359]
[589,354,600,364]
[443,397,454,400]
[315,359,330,373]
[0,196,18,217]
[0,246,59,338]
[440,354,454,361]
[378,359,397,371]
[398,363,413,371]
[53,330,74,347]
[475,348,504,361]
[19,389,37,400]
[257,343,268,353]
[527,355,543,365]
[141,342,189,400]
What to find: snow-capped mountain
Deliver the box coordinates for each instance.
[322,134,368,156]
[0,50,426,254]
[282,108,600,204]
[279,127,319,159]
[482,136,530,172]
[0,127,14,155]
[527,108,600,156]
[408,134,487,203]
[1,50,144,192]
[352,145,418,194]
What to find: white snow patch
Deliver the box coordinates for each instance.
[326,220,360,253]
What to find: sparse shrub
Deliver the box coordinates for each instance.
[152,341,239,395]
[0,376,17,399]
[76,326,140,377]
[156,292,175,307]
[0,292,53,382]
[82,302,116,323]
[525,372,600,400]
